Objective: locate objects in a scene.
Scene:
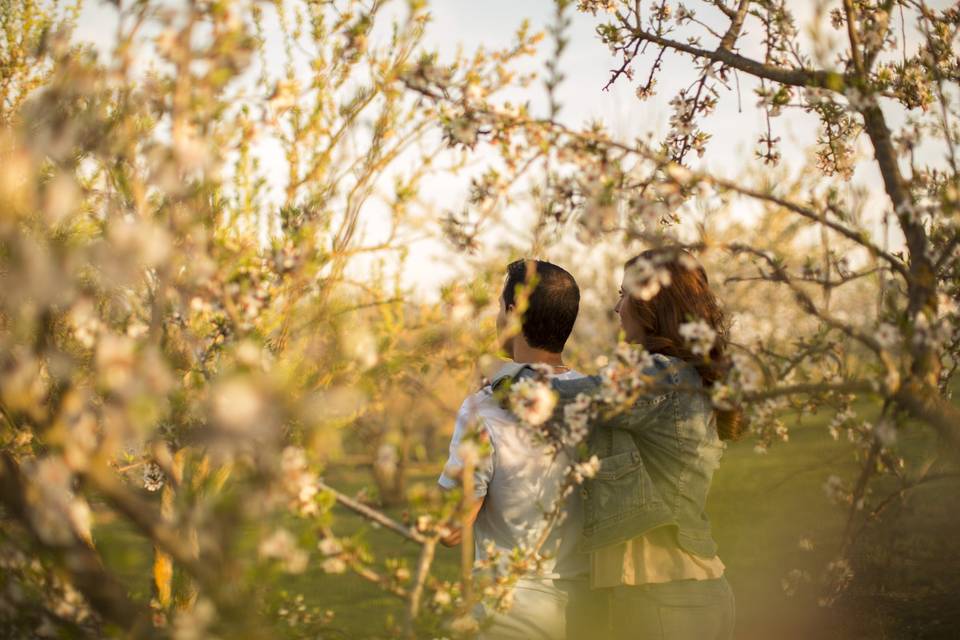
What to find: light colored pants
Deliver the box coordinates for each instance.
[608,576,735,640]
[478,578,568,640]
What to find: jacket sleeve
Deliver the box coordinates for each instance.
[550,374,602,401]
[587,361,678,435]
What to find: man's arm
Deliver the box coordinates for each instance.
[440,498,484,547]
[437,395,494,546]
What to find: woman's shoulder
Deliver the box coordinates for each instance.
[648,353,702,387]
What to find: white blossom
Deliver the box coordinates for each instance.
[259,528,308,574]
[597,343,655,408]
[679,319,717,356]
[875,323,899,349]
[280,446,319,517]
[450,614,480,634]
[508,378,557,427]
[562,392,594,446]
[432,588,452,607]
[212,379,267,435]
[578,0,616,15]
[820,558,855,605]
[345,329,379,369]
[571,455,600,484]
[822,475,849,505]
[781,568,810,596]
[318,537,343,557]
[624,257,672,301]
[828,407,855,440]
[321,557,347,575]
[95,334,136,392]
[143,462,165,492]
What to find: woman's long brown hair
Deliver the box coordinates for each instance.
[625,248,744,440]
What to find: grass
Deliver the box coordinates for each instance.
[93,404,957,639]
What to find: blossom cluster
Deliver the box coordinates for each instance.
[507,377,559,428]
[279,446,320,518]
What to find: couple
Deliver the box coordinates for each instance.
[438,250,739,640]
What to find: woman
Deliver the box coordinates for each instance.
[556,248,742,640]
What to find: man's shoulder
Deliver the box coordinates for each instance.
[455,385,505,424]
[460,364,599,418]
[488,362,531,389]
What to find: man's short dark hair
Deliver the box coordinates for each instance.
[502,260,580,354]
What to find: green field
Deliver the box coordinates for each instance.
[94,407,958,639]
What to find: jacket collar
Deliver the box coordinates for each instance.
[489,361,532,389]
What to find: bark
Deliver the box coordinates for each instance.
[894,380,960,456]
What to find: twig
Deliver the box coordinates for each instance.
[767,448,854,492]
[316,479,428,545]
[348,559,408,598]
[459,457,475,612]
[403,537,438,636]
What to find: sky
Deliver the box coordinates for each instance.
[72,0,952,295]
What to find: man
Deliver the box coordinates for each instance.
[438,259,589,640]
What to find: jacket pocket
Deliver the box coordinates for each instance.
[584,450,644,528]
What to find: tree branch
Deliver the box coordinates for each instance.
[708,175,911,281]
[719,0,751,50]
[625,26,845,89]
[741,380,874,402]
[841,0,866,74]
[317,479,428,545]
[893,380,960,457]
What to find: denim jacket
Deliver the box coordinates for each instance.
[501,354,725,557]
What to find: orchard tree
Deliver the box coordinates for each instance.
[410,0,959,612]
[0,0,532,637]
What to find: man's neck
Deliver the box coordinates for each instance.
[511,342,566,369]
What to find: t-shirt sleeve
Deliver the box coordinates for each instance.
[438,394,494,498]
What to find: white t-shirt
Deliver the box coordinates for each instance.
[438,363,589,580]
